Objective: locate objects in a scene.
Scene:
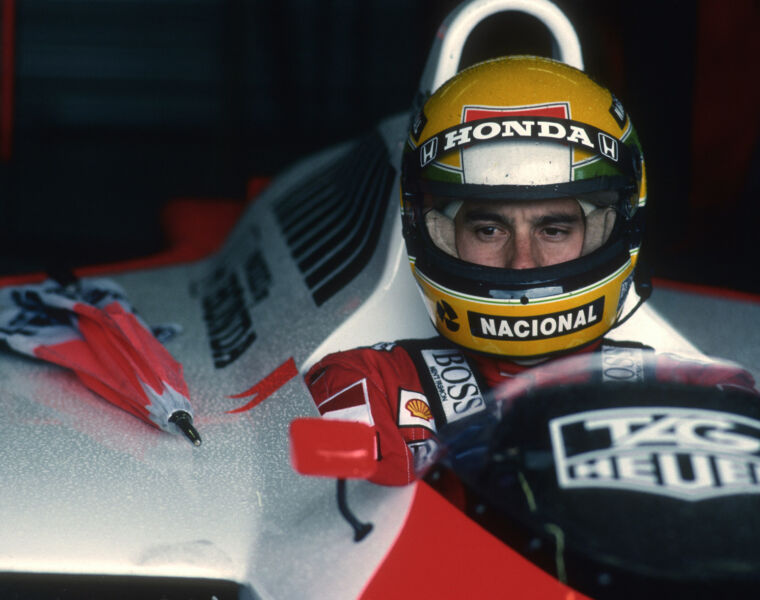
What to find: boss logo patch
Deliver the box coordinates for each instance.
[550,407,760,501]
[420,348,485,424]
[468,297,604,341]
[601,344,646,383]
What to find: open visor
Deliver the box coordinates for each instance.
[411,177,638,260]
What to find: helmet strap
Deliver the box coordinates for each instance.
[610,248,653,330]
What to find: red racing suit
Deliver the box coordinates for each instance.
[305,337,758,486]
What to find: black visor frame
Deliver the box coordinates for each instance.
[411,176,637,215]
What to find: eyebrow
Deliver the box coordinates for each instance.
[462,210,583,228]
[534,212,584,228]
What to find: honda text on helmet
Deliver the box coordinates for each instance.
[401,56,647,359]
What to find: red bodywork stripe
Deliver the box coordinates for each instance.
[360,481,591,599]
[227,357,299,413]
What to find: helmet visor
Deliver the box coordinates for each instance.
[419,183,635,266]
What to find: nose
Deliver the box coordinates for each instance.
[508,233,537,269]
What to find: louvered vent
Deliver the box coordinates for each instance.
[275,132,395,306]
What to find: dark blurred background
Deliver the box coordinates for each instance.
[0,0,758,292]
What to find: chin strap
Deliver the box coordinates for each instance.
[611,255,653,330]
[610,294,646,329]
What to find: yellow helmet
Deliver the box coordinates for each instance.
[401,56,647,359]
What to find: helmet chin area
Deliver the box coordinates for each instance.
[409,218,637,359]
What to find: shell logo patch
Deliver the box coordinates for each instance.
[406,398,433,421]
[398,389,436,433]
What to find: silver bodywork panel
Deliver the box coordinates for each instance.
[0,113,428,600]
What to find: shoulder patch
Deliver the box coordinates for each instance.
[398,389,436,433]
[407,438,439,474]
[600,344,647,383]
[371,341,397,352]
[317,378,374,425]
[420,348,486,424]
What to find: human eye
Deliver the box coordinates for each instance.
[542,226,569,239]
[539,217,583,241]
[474,223,506,241]
[476,225,498,236]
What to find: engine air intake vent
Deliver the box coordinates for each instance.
[275,132,395,306]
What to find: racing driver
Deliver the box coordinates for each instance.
[305,56,756,486]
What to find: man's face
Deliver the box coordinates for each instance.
[453,197,584,269]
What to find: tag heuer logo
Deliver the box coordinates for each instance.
[550,407,760,501]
